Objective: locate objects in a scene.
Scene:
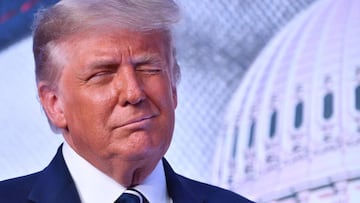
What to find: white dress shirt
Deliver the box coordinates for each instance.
[62,142,171,203]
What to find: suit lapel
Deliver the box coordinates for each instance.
[28,145,81,203]
[162,158,204,203]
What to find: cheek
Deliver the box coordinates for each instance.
[82,87,118,109]
[156,92,176,140]
[64,88,117,132]
[149,78,176,105]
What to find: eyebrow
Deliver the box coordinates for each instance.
[130,54,165,66]
[83,53,166,73]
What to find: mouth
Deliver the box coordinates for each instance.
[128,115,154,124]
[116,114,156,129]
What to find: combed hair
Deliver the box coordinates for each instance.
[32,0,181,133]
[33,0,181,87]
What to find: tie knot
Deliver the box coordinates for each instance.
[115,189,148,203]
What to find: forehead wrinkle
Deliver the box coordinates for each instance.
[80,42,124,69]
[122,40,165,66]
[86,57,122,70]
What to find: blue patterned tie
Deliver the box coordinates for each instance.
[114,189,148,203]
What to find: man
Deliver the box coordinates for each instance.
[0,0,254,202]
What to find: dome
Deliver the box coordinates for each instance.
[213,0,360,202]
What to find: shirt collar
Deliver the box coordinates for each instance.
[62,142,170,203]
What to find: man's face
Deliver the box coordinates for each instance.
[45,29,177,166]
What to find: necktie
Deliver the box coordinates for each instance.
[114,189,149,203]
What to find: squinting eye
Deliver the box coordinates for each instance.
[137,68,162,74]
[87,71,114,81]
[95,71,111,76]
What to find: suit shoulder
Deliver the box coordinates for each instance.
[177,175,254,203]
[0,172,40,202]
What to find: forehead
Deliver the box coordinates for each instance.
[59,28,171,62]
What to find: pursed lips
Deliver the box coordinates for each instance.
[115,114,157,129]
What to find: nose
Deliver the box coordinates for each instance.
[115,67,146,106]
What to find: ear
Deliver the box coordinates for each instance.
[38,82,67,129]
[172,86,178,109]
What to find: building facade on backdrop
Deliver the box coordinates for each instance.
[213,0,360,202]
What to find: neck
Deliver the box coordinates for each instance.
[62,135,162,187]
[74,149,160,187]
[103,158,158,187]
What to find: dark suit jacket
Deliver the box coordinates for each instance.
[0,146,254,203]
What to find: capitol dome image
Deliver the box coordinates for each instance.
[213,0,360,202]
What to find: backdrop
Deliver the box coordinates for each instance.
[1,1,330,202]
